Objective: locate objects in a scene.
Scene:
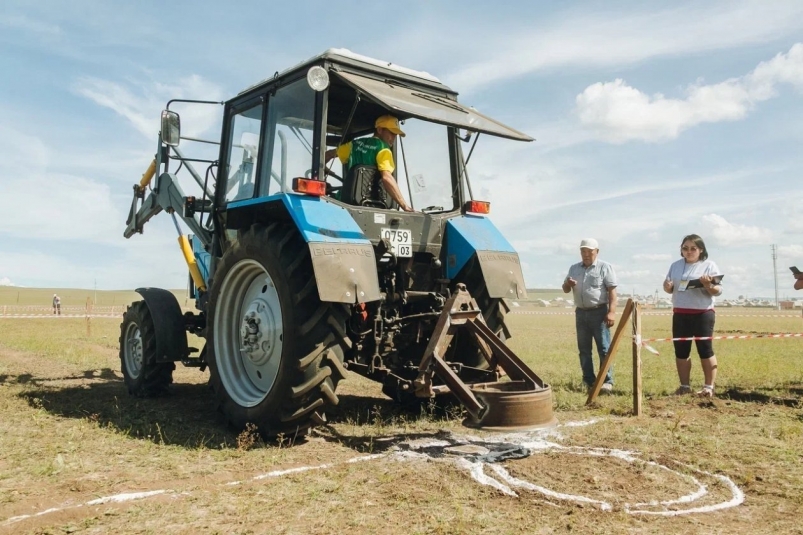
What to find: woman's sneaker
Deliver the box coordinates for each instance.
[697,385,714,398]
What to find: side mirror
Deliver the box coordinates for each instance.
[161,110,181,147]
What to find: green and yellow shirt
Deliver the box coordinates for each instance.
[337,137,395,172]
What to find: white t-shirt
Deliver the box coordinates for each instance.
[666,258,721,310]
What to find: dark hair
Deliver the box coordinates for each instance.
[680,234,708,261]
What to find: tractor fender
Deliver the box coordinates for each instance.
[134,287,189,363]
[226,194,381,303]
[444,216,528,300]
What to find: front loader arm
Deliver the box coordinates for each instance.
[124,160,213,248]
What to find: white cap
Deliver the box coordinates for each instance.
[580,238,599,250]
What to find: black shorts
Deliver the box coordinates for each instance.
[672,310,716,360]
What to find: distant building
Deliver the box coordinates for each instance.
[780,300,794,310]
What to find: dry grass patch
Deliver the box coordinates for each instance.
[1,309,802,533]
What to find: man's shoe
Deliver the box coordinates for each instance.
[600,383,613,394]
[674,385,692,395]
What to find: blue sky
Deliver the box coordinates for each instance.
[1,1,802,299]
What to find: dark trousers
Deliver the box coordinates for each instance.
[575,306,613,386]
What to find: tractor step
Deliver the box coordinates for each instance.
[415,284,557,431]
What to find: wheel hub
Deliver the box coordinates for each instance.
[239,300,278,366]
[124,324,143,379]
[214,258,284,407]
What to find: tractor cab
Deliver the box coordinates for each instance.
[215,48,531,216]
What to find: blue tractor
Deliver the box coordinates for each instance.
[121,49,555,438]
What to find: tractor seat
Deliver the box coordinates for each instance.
[340,164,399,210]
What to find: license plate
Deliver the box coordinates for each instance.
[380,227,412,257]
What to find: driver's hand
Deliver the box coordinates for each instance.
[401,204,414,212]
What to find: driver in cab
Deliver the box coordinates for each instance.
[325,115,414,212]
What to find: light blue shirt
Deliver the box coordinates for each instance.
[566,260,618,309]
[666,258,721,310]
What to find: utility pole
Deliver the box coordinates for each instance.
[94,278,97,305]
[771,244,779,310]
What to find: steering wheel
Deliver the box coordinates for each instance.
[304,168,343,182]
[422,205,445,213]
[324,167,343,182]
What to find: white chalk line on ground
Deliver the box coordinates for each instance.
[512,311,799,318]
[1,418,744,527]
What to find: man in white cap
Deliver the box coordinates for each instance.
[325,114,413,212]
[562,238,618,392]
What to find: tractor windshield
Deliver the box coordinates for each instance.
[393,118,454,212]
[325,117,455,212]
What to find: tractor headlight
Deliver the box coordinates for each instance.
[307,66,330,91]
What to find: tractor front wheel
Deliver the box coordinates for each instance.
[119,301,175,396]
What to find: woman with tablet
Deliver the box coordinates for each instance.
[662,234,723,398]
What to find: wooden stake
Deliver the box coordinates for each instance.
[86,297,91,337]
[586,298,634,405]
[632,301,643,416]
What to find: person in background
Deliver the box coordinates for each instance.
[562,238,618,393]
[52,294,61,315]
[663,234,722,397]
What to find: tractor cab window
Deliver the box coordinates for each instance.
[225,102,263,203]
[395,119,454,212]
[326,117,456,212]
[259,79,316,196]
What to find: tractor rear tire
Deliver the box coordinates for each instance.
[207,223,350,439]
[119,301,175,396]
[451,262,511,369]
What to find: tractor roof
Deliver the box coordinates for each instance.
[238,49,532,142]
[240,48,452,97]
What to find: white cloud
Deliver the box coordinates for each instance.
[0,277,16,286]
[0,174,121,244]
[701,213,773,246]
[446,2,803,92]
[749,43,803,95]
[0,123,123,244]
[73,75,225,139]
[575,43,803,142]
[617,270,652,277]
[632,253,672,261]
[0,13,60,35]
[778,244,803,258]
[780,201,803,234]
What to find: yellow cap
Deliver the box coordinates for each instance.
[375,115,405,137]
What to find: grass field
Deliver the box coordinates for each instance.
[1,289,802,534]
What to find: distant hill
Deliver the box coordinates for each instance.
[0,287,189,307]
[1,286,562,308]
[522,288,565,301]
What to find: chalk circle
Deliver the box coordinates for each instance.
[395,423,744,516]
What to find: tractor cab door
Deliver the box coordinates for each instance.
[222,98,264,204]
[258,78,318,197]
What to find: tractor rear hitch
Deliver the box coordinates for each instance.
[415,284,557,430]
